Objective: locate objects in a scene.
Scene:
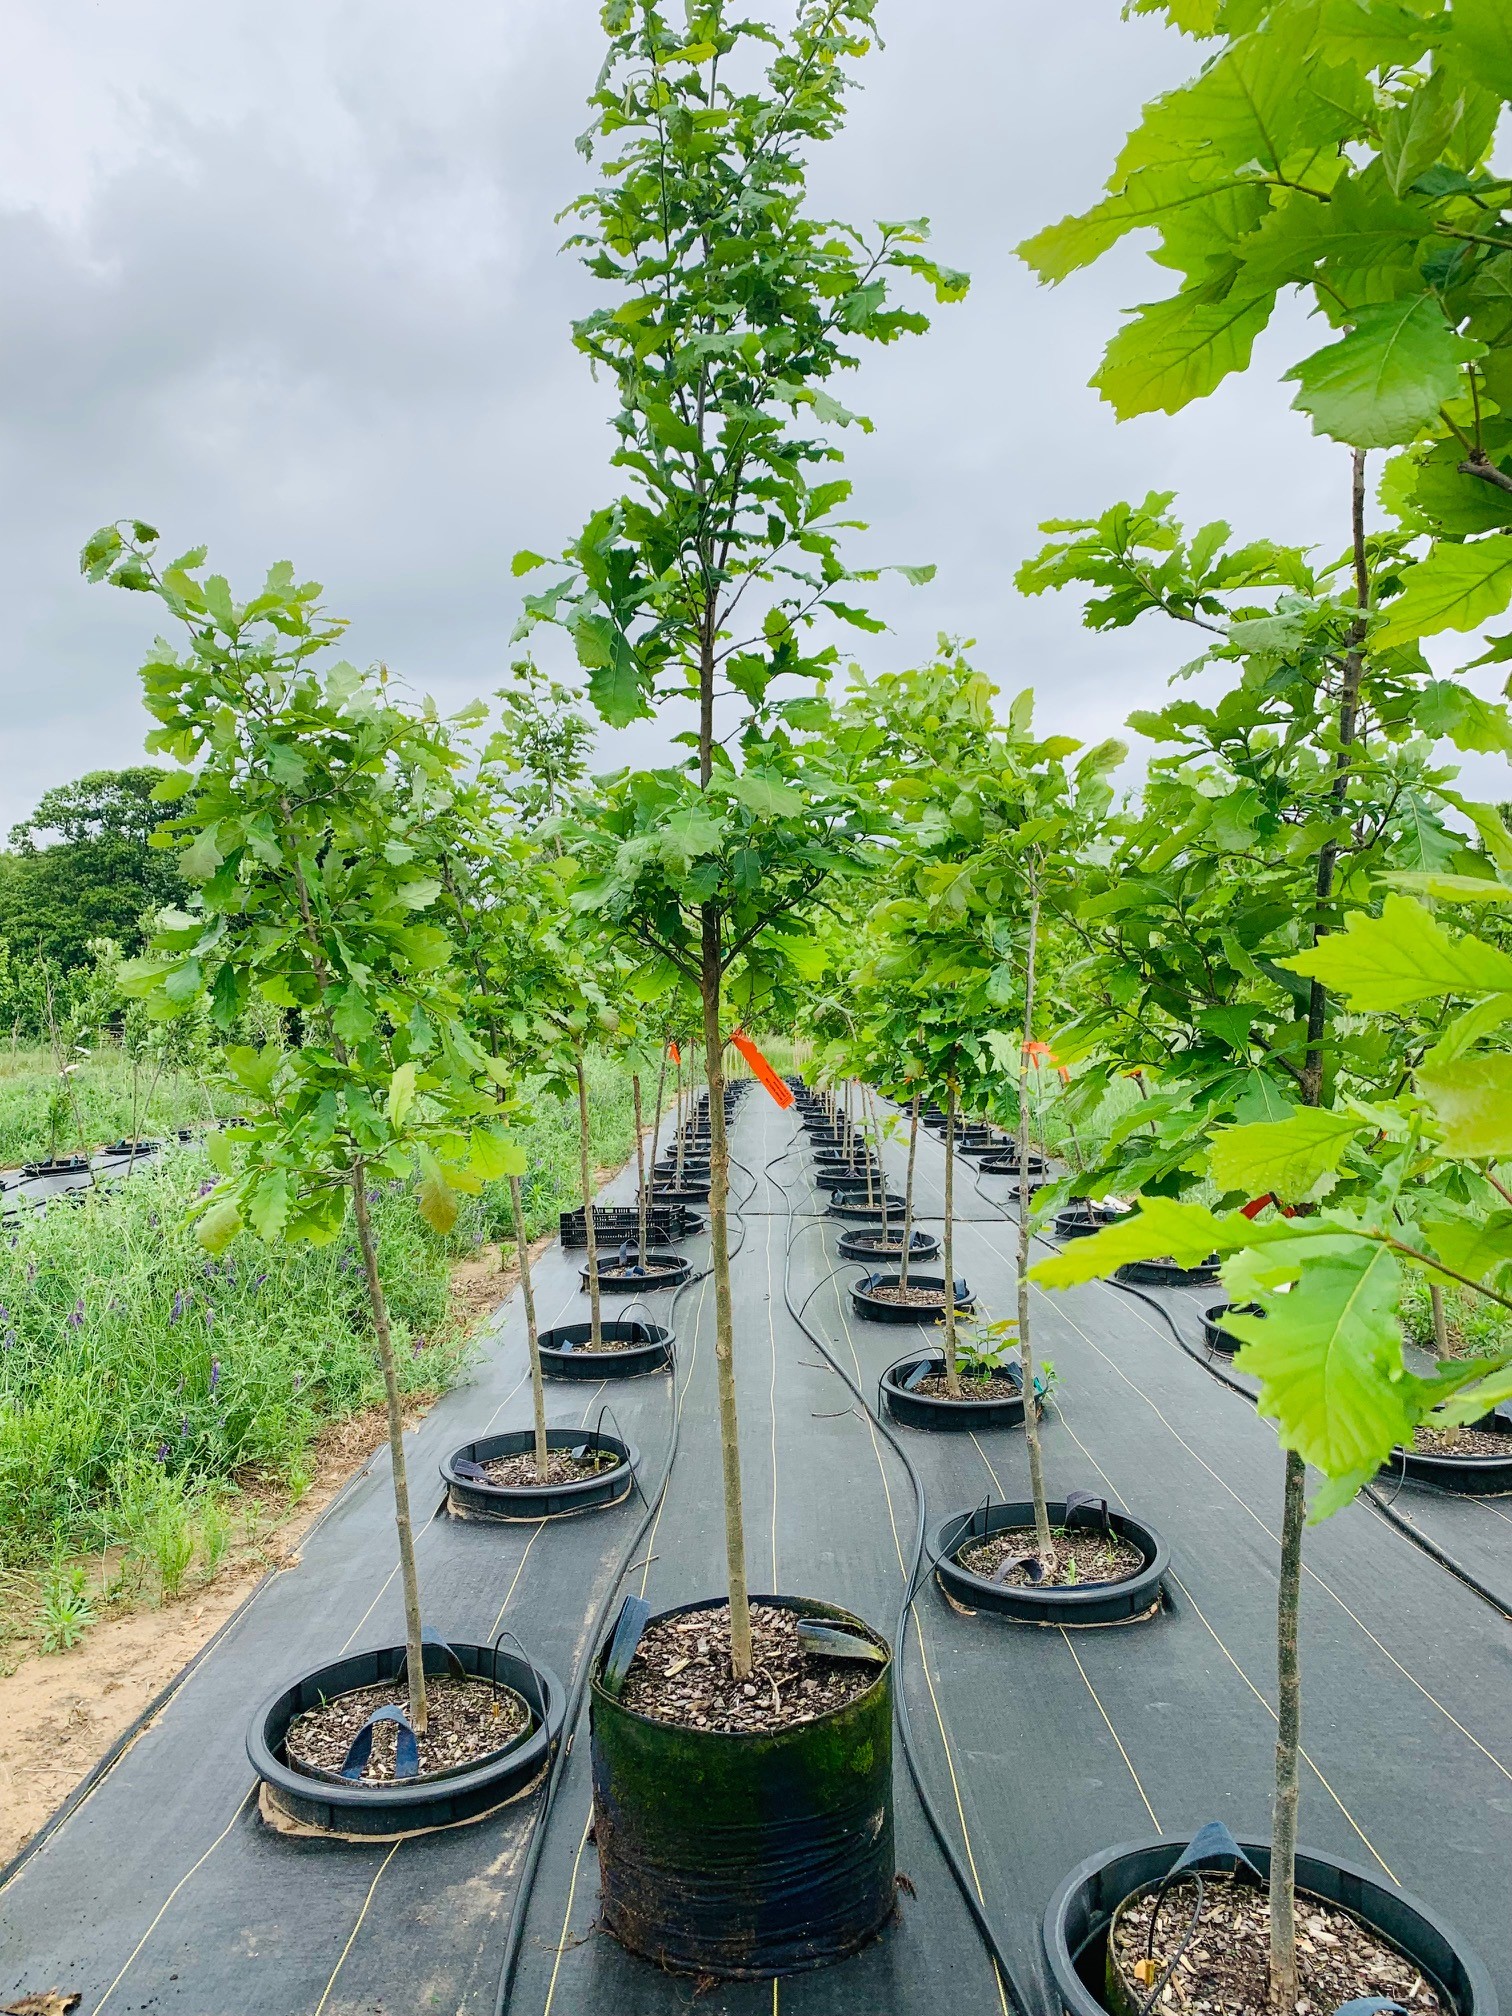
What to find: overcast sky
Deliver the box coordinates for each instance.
[3,0,1491,836]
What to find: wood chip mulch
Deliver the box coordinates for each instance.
[285,1675,527,1783]
[1409,1423,1510,1458]
[958,1522,1144,1588]
[1112,1874,1444,2016]
[617,1603,879,1735]
[867,1283,952,1308]
[913,1370,1021,1402]
[479,1448,617,1487]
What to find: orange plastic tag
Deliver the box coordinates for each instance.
[668,1041,681,1066]
[730,1030,794,1109]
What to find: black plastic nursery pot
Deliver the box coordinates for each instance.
[590,1594,895,1979]
[21,1155,92,1178]
[934,1499,1168,1627]
[248,1640,564,1840]
[538,1319,674,1380]
[1387,1406,1512,1496]
[826,1191,909,1223]
[1114,1255,1219,1288]
[441,1426,639,1521]
[584,1252,693,1293]
[1056,1202,1131,1241]
[850,1271,975,1325]
[881,1350,1029,1431]
[980,1152,1047,1177]
[1202,1301,1259,1356]
[1042,1836,1495,2016]
[654,1179,711,1204]
[835,1226,941,1264]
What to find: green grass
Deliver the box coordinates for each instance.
[0,1044,242,1169]
[0,1046,662,1633]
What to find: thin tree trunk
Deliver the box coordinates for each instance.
[509,1173,549,1479]
[674,1049,686,1183]
[1430,1283,1449,1357]
[1272,448,1369,2006]
[900,1090,920,1289]
[866,1083,888,1244]
[352,1160,428,1731]
[648,1037,670,1227]
[1269,1448,1307,2015]
[633,1072,648,1268]
[575,1048,603,1348]
[703,907,753,1679]
[942,1079,960,1397]
[1017,886,1055,1560]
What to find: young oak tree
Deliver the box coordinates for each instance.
[83,523,522,1733]
[516,0,965,1679]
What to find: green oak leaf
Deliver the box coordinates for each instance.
[1418,1053,1512,1158]
[1281,893,1512,1009]
[1207,1107,1362,1202]
[1284,297,1483,450]
[1227,1241,1420,1488]
[1374,534,1512,648]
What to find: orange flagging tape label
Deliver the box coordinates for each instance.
[730,1030,794,1109]
[668,1041,681,1066]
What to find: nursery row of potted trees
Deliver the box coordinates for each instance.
[83,0,1512,2006]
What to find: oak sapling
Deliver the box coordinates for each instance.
[86,523,523,1731]
[519,0,965,1682]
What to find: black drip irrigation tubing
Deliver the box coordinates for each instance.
[770,1138,1042,2016]
[965,1159,1512,1629]
[491,1130,755,2016]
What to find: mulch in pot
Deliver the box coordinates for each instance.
[617,1601,879,1736]
[480,1447,618,1488]
[285,1675,527,1784]
[1111,1872,1444,2016]
[913,1369,1024,1402]
[868,1282,956,1309]
[958,1522,1143,1588]
[1409,1422,1509,1457]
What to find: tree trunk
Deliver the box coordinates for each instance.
[648,1038,670,1226]
[703,906,753,1679]
[674,1048,686,1183]
[1017,887,1055,1560]
[575,1048,603,1348]
[351,1160,428,1731]
[866,1083,888,1244]
[942,1079,960,1397]
[900,1090,920,1290]
[633,1072,648,1269]
[510,1172,549,1479]
[1273,448,1369,2004]
[1269,1447,1307,2015]
[1430,1283,1449,1357]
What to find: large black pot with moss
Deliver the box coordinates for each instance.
[249,1639,564,1839]
[1043,1834,1494,2016]
[589,1592,894,1979]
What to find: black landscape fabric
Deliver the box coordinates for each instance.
[2,1095,1508,2015]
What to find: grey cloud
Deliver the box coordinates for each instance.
[5,1,1492,830]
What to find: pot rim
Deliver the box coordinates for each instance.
[440,1425,639,1501]
[1042,1835,1496,2016]
[934,1499,1168,1614]
[248,1641,564,1813]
